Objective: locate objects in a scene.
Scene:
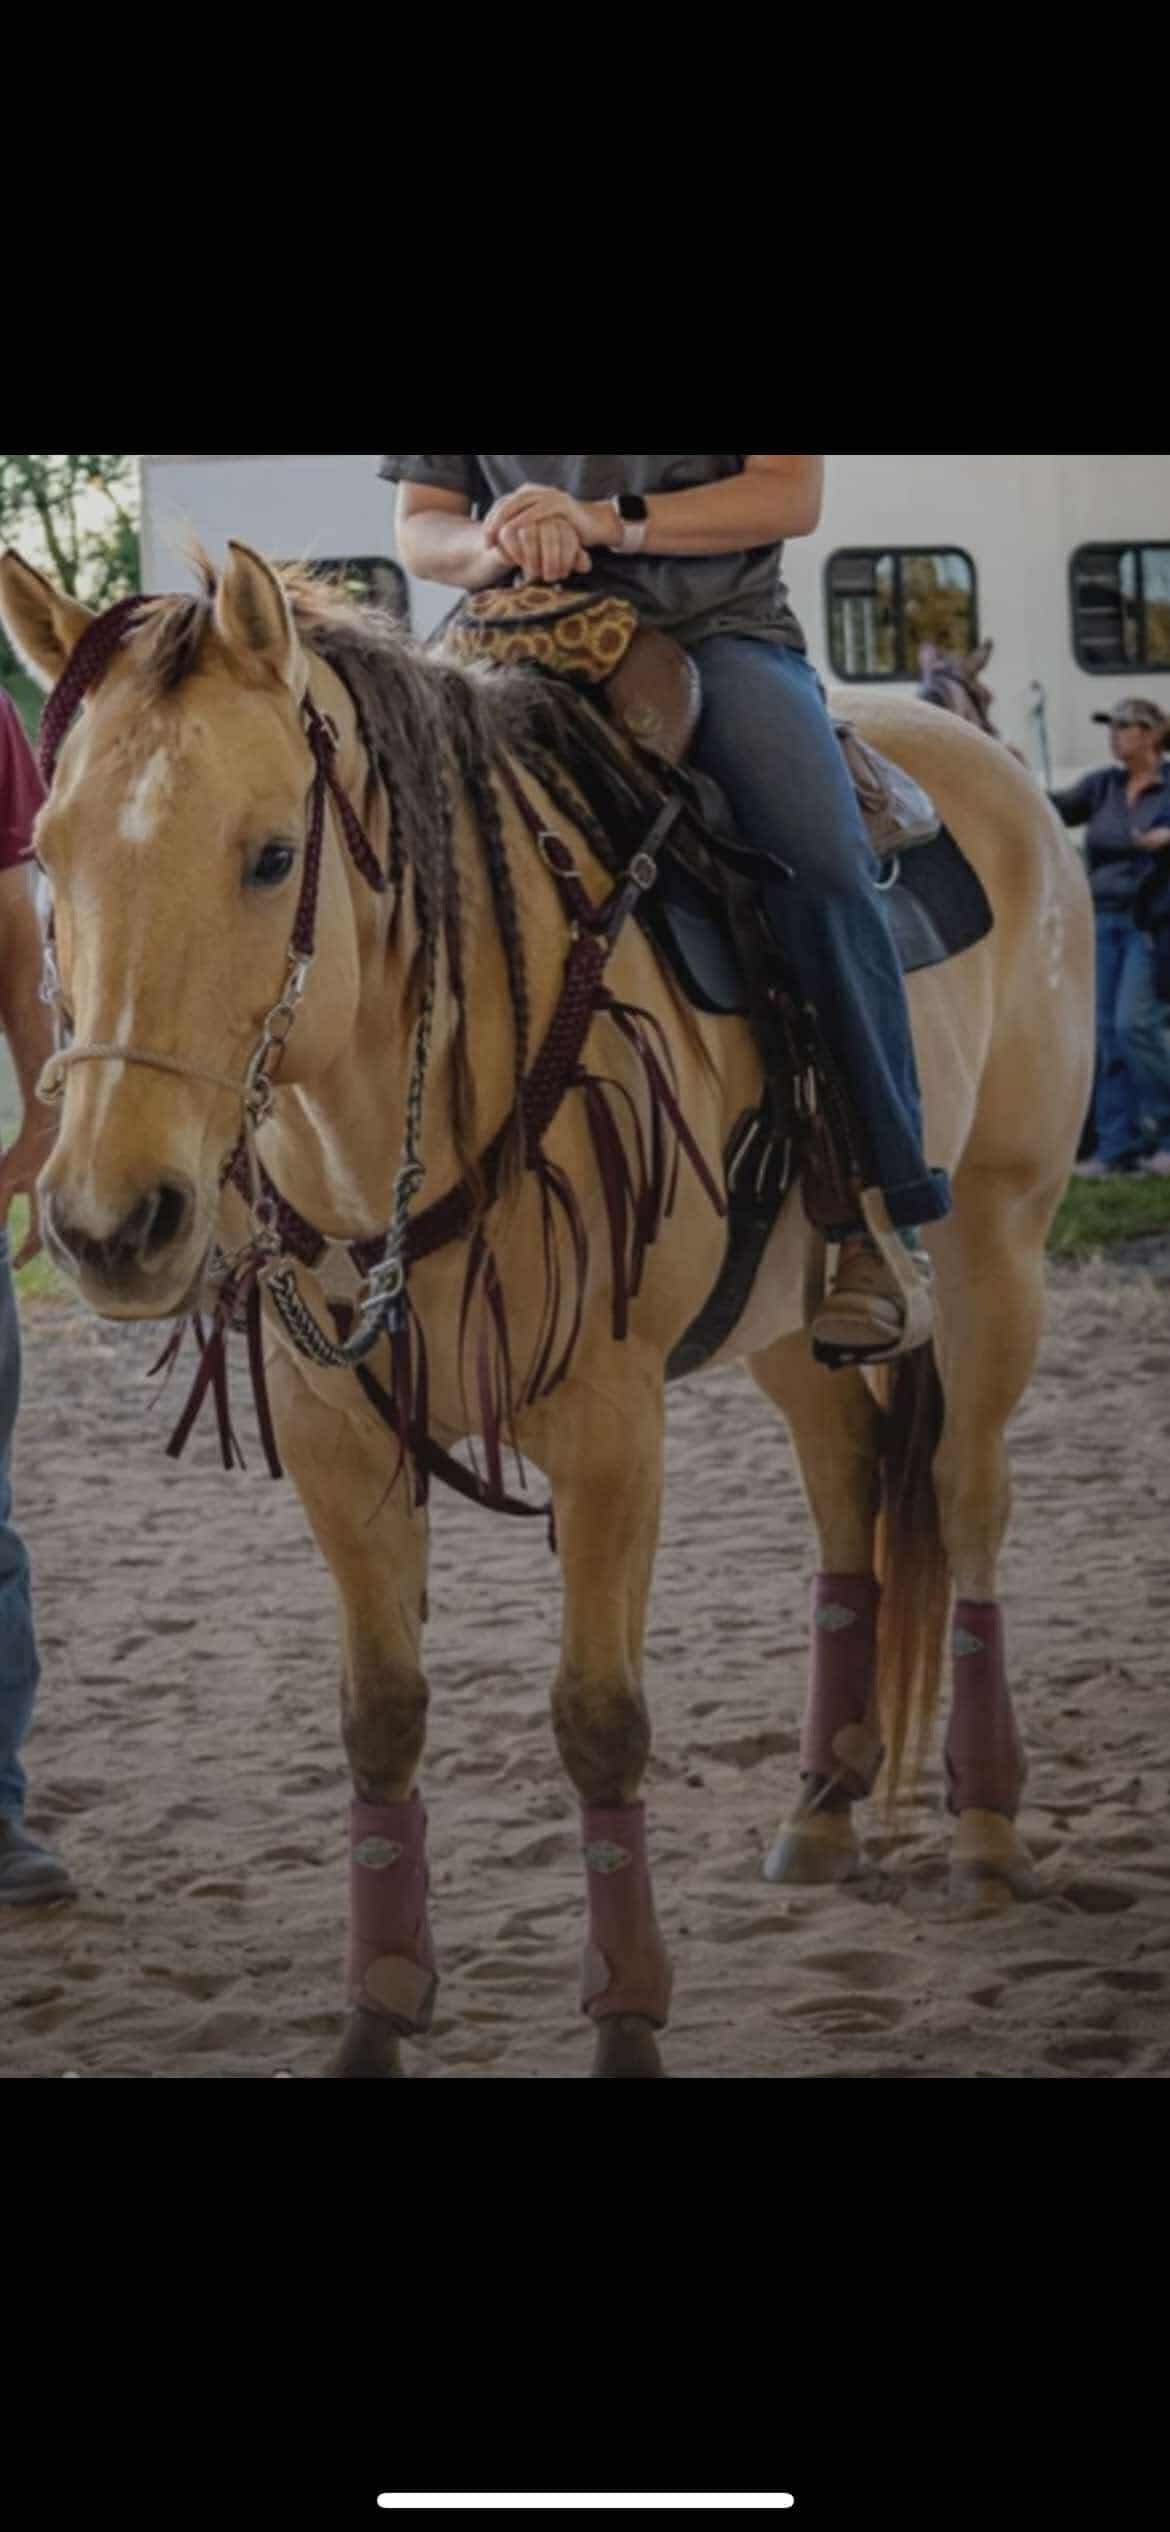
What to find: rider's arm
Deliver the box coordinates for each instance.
[395,481,515,593]
[483,456,825,561]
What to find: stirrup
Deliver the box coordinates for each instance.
[810,1190,934,1370]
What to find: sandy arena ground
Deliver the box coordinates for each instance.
[2,1247,1168,2079]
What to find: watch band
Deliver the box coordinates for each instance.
[610,495,649,557]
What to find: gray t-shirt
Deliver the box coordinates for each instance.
[378,454,806,655]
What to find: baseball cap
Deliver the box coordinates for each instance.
[1092,697,1168,731]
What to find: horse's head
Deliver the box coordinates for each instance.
[0,544,365,1321]
[917,639,999,736]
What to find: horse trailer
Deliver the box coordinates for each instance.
[138,454,1170,784]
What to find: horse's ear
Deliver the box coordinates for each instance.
[0,551,96,691]
[967,640,993,676]
[214,542,305,694]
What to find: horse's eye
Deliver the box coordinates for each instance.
[249,842,297,890]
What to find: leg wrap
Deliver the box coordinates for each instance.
[581,1804,672,2029]
[945,1602,1026,1820]
[347,1794,438,2033]
[801,1573,884,1797]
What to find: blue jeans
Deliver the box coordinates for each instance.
[689,636,952,1232]
[1094,911,1170,1166]
[0,1232,40,1823]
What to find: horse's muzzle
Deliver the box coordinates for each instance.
[41,1173,199,1311]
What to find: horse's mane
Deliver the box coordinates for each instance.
[124,551,659,1181]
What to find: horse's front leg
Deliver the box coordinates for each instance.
[267,1349,433,2079]
[541,1357,670,2079]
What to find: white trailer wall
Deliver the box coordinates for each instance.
[138,453,454,642]
[140,454,1170,782]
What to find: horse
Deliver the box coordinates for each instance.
[917,639,1031,768]
[0,542,1094,2080]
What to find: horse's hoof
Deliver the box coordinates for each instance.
[763,1811,862,1887]
[591,2015,666,2079]
[949,1809,1038,1908]
[329,2007,408,2079]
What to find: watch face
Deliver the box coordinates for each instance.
[617,493,649,523]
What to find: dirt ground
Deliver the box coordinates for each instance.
[2,1247,1169,2080]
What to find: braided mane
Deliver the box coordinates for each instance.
[45,553,661,1186]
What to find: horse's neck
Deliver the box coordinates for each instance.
[256,671,571,1246]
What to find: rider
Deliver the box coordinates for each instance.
[382,455,951,1361]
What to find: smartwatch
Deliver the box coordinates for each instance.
[610,492,650,555]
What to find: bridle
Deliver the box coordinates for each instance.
[35,594,719,1514]
[37,598,435,1379]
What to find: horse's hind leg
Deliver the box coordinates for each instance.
[541,1359,670,2078]
[747,1332,884,1885]
[930,1169,1051,1904]
[267,1352,433,2079]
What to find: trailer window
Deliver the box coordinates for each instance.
[1070,543,1170,675]
[825,548,978,682]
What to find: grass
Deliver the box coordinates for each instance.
[10,1199,70,1307]
[1048,1172,1170,1258]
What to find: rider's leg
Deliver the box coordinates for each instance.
[689,635,950,1348]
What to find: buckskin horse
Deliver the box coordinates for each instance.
[0,543,1093,2080]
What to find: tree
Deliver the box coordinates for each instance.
[0,453,141,733]
[0,453,140,603]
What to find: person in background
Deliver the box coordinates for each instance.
[1051,699,1170,1179]
[0,689,74,1904]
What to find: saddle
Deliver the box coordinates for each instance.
[441,580,942,855]
[440,580,990,1009]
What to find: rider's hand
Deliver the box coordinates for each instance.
[485,483,613,561]
[0,1114,57,1268]
[494,514,593,586]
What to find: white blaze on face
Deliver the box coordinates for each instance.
[119,745,174,845]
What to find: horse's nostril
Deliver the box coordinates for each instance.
[140,1180,191,1259]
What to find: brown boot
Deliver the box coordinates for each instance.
[810,1232,933,1368]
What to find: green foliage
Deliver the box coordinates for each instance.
[1049,1173,1170,1256]
[9,1198,68,1307]
[0,455,141,730]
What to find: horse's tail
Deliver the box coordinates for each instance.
[873,1343,950,1808]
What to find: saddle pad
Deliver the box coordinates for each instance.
[645,824,993,1018]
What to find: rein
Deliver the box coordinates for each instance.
[37,597,725,1528]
